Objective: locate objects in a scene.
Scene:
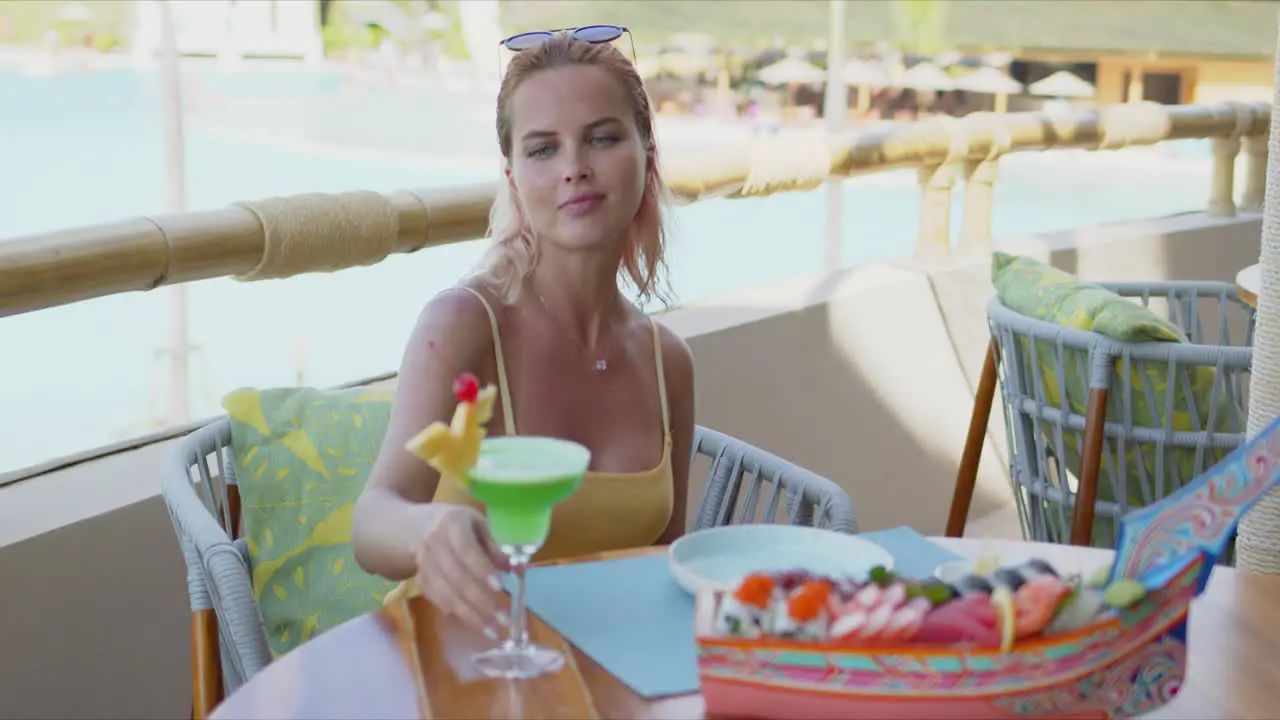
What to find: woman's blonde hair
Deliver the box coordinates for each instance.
[479,32,671,307]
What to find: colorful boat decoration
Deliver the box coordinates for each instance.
[694,414,1280,719]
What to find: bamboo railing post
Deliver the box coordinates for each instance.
[1243,129,1269,214]
[958,113,1011,256]
[1209,136,1242,217]
[1208,103,1250,217]
[915,117,969,263]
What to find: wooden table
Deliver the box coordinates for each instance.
[210,539,1280,720]
[1237,262,1260,309]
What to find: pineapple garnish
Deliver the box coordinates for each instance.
[405,371,497,483]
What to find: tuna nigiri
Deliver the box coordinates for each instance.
[913,593,1001,647]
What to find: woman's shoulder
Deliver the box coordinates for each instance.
[643,313,695,384]
[409,279,502,360]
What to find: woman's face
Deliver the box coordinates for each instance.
[506,64,647,255]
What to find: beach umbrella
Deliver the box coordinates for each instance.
[758,54,826,86]
[1238,25,1280,573]
[955,66,1023,94]
[842,57,890,114]
[842,57,890,86]
[933,51,964,68]
[1028,70,1096,99]
[982,51,1014,68]
[896,61,954,92]
[955,66,1024,113]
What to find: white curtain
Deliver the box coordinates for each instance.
[1236,17,1280,573]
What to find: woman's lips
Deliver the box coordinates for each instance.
[560,193,605,216]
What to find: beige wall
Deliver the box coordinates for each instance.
[1194,59,1275,104]
[0,211,1262,719]
[1093,56,1271,106]
[1031,53,1270,107]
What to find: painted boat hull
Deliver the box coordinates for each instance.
[695,557,1197,719]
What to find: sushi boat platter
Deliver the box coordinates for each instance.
[694,416,1280,719]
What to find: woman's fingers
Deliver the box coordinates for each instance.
[469,516,511,571]
[450,510,505,585]
[410,508,509,636]
[438,532,507,627]
[419,564,496,638]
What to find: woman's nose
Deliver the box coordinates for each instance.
[562,164,592,183]
[562,148,593,183]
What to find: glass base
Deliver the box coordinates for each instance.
[472,642,565,679]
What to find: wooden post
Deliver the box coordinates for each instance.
[947,339,1001,537]
[1069,387,1110,546]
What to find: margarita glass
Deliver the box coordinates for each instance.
[466,435,590,679]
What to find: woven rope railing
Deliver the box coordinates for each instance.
[0,101,1269,318]
[1237,24,1280,574]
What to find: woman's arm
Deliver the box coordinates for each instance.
[351,288,494,580]
[655,324,696,545]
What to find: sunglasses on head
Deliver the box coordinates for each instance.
[499,24,634,56]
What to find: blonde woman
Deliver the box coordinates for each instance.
[352,28,695,638]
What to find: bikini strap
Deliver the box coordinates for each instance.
[650,319,670,437]
[459,286,517,435]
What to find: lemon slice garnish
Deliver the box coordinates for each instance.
[973,541,1000,576]
[990,585,1016,652]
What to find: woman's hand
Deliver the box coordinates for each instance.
[413,504,510,638]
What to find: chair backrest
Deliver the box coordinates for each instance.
[690,425,858,533]
[988,281,1254,548]
[161,418,272,698]
[163,419,858,704]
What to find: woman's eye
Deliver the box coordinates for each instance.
[591,135,619,147]
[526,145,553,158]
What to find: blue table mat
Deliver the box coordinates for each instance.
[517,525,961,699]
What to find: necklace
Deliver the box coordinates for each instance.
[534,291,611,371]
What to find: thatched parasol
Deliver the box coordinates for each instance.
[1028,70,1096,99]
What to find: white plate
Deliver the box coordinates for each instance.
[668,524,895,596]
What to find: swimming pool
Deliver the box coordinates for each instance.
[0,62,1216,473]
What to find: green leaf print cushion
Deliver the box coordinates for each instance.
[222,385,399,658]
[990,252,1238,547]
[991,252,1188,343]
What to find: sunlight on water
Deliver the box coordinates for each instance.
[0,64,1214,473]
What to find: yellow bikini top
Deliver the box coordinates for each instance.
[431,287,674,562]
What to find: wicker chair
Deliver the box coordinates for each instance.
[164,419,856,716]
[948,281,1254,548]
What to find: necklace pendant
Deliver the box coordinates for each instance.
[595,359,608,371]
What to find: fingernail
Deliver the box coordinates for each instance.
[482,626,500,641]
[487,574,502,592]
[495,612,509,627]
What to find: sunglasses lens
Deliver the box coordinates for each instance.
[572,25,624,44]
[504,31,551,51]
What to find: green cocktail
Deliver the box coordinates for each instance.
[466,436,590,680]
[466,436,589,549]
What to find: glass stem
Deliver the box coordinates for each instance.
[506,551,531,648]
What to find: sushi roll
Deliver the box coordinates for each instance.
[714,573,778,638]
[1020,558,1060,579]
[772,580,832,641]
[990,567,1027,591]
[950,574,995,596]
